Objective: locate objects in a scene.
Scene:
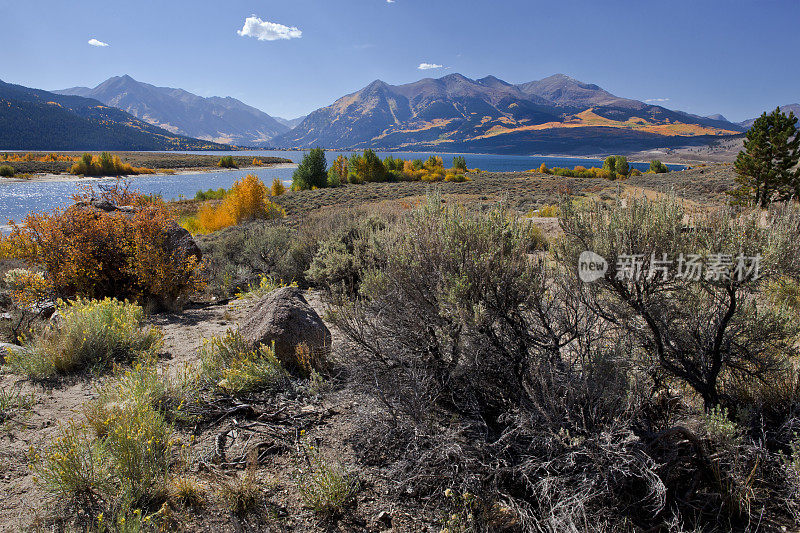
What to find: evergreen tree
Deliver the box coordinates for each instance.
[453,156,468,171]
[734,107,800,207]
[613,155,629,176]
[292,148,328,190]
[649,160,669,174]
[360,149,387,182]
[603,156,617,174]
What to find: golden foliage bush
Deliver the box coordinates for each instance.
[185,174,285,234]
[7,188,205,303]
[69,152,154,177]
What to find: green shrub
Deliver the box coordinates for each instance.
[194,187,227,201]
[306,216,388,292]
[0,165,14,177]
[198,329,288,394]
[649,159,669,173]
[292,148,328,190]
[8,298,162,378]
[296,440,358,516]
[218,156,237,169]
[327,165,342,187]
[29,421,111,504]
[202,224,316,297]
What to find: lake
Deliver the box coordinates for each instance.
[0,151,684,226]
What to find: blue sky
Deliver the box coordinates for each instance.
[1,0,797,122]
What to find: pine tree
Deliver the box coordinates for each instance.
[613,155,629,176]
[361,149,387,182]
[734,107,800,207]
[291,147,328,190]
[603,156,617,175]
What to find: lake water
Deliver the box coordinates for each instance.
[0,151,684,226]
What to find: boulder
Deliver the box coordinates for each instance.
[0,342,22,362]
[240,286,331,371]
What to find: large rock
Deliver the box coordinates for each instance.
[0,342,22,362]
[240,286,331,371]
[69,199,201,260]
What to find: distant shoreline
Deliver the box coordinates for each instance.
[0,152,295,183]
[0,163,298,185]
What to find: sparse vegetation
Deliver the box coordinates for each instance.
[6,298,162,378]
[296,438,358,516]
[4,162,800,531]
[0,386,34,425]
[197,329,288,395]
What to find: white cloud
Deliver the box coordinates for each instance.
[88,38,109,47]
[387,0,395,3]
[645,97,670,103]
[237,16,302,41]
[418,62,445,70]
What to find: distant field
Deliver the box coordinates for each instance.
[192,164,736,236]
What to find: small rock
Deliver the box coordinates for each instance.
[376,511,392,528]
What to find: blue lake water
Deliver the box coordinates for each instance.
[0,151,684,226]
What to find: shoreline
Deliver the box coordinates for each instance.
[0,162,297,185]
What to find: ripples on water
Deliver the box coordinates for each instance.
[0,150,683,227]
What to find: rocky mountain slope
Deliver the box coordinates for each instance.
[56,75,288,146]
[272,73,745,155]
[0,79,230,151]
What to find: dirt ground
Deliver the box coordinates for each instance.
[0,291,438,532]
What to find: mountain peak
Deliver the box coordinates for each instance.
[476,75,512,88]
[55,75,288,145]
[439,73,472,83]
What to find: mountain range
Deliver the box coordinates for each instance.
[55,75,289,146]
[0,79,230,151]
[738,104,800,129]
[3,73,796,155]
[271,73,748,155]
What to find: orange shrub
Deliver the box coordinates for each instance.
[196,203,236,233]
[189,174,285,234]
[8,190,205,303]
